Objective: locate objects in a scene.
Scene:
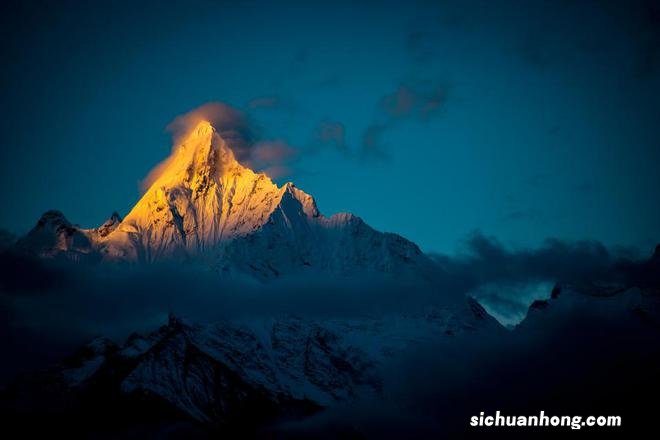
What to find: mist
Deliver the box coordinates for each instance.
[1,232,653,388]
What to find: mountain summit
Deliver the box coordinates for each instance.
[17,121,429,279]
[99,121,319,262]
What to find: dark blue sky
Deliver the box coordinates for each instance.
[1,0,658,253]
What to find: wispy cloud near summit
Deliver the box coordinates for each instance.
[139,102,298,190]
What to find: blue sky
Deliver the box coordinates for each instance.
[1,0,658,253]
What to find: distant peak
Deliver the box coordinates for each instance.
[97,211,123,237]
[37,210,70,227]
[40,209,66,219]
[167,312,191,329]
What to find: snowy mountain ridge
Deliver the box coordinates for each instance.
[15,121,430,279]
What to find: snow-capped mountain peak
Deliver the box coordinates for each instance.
[16,120,430,279]
[98,120,319,261]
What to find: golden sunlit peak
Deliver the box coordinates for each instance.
[183,120,215,142]
[194,120,214,135]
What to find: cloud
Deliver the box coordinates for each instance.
[258,165,292,179]
[0,258,463,366]
[247,140,298,178]
[313,120,348,154]
[250,140,297,163]
[379,83,448,121]
[0,250,67,294]
[166,102,253,149]
[435,232,618,286]
[140,102,299,190]
[248,96,279,109]
[2,231,651,340]
[140,102,254,192]
[361,124,389,160]
[0,232,657,398]
[360,82,449,157]
[381,86,417,118]
[429,231,652,324]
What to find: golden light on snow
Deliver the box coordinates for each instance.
[99,117,318,262]
[140,120,215,193]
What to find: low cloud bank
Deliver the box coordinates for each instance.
[430,233,655,327]
[0,233,655,386]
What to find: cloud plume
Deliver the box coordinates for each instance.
[361,82,449,158]
[140,102,298,190]
[248,96,279,109]
[313,120,348,154]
